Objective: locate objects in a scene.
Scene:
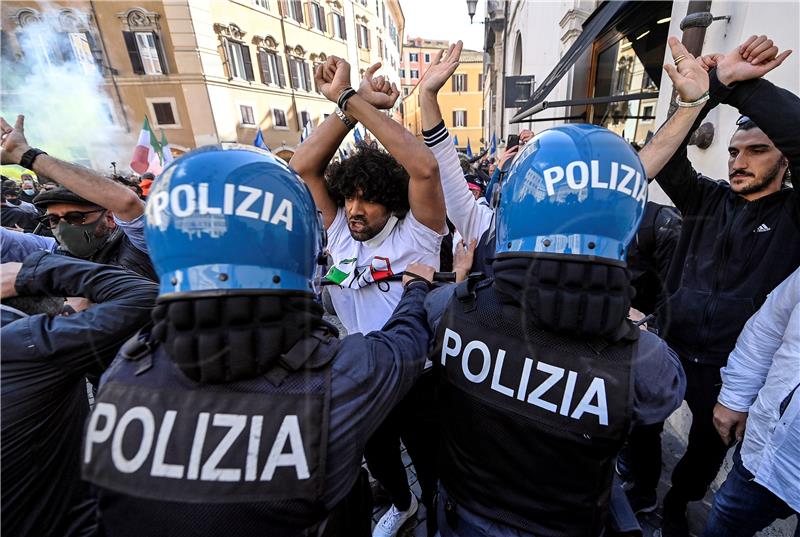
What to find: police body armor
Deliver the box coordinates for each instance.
[433,280,636,536]
[82,330,337,537]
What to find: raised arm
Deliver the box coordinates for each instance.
[291,60,403,229]
[418,41,492,242]
[639,38,710,181]
[317,57,445,233]
[0,115,144,222]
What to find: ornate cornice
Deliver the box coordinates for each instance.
[214,22,246,40]
[116,7,161,30]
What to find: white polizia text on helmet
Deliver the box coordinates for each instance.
[147,183,294,231]
[541,161,647,203]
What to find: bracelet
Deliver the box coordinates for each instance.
[19,148,47,170]
[404,277,432,290]
[337,87,357,111]
[676,91,710,108]
[334,107,356,129]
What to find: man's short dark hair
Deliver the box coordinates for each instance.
[735,117,792,187]
[3,295,65,316]
[325,145,410,216]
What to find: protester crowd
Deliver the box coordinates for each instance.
[0,32,798,537]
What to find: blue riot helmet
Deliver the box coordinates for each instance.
[145,145,324,298]
[495,124,647,262]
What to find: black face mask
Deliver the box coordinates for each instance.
[5,198,20,206]
[52,218,111,259]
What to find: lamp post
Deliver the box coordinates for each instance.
[466,0,478,23]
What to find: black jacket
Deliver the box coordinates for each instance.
[1,252,158,537]
[627,202,682,315]
[654,70,800,366]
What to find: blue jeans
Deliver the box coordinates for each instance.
[703,448,799,537]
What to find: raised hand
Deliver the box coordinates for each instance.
[358,62,399,109]
[419,40,463,95]
[314,56,352,104]
[713,35,792,85]
[662,37,709,102]
[0,115,31,165]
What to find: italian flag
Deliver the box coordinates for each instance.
[131,117,163,174]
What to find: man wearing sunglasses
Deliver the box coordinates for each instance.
[637,36,799,536]
[0,115,156,280]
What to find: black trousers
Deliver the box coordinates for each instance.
[364,370,439,534]
[625,359,729,505]
[666,358,730,505]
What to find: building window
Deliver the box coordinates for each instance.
[641,104,655,123]
[224,39,255,81]
[257,50,285,86]
[240,105,256,125]
[310,3,327,31]
[452,73,467,92]
[480,108,484,127]
[410,69,419,79]
[453,110,467,127]
[409,52,418,62]
[332,12,346,39]
[254,0,269,8]
[273,109,288,128]
[357,25,370,49]
[403,87,409,96]
[377,38,383,59]
[424,53,430,63]
[478,73,483,88]
[288,56,312,91]
[123,31,166,75]
[399,69,405,78]
[284,0,304,23]
[152,101,176,125]
[300,110,312,128]
[382,2,386,26]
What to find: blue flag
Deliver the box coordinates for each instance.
[354,127,363,144]
[466,139,473,158]
[253,130,270,151]
[453,135,459,146]
[489,133,497,158]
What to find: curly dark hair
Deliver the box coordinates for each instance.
[325,145,410,217]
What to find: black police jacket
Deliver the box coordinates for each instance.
[1,252,158,537]
[654,70,800,366]
[432,280,636,536]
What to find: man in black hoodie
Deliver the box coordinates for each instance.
[639,36,799,536]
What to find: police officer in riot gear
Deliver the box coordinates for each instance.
[424,125,687,536]
[82,145,437,537]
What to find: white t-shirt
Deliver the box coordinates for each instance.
[325,207,443,334]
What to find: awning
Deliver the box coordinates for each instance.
[510,91,659,123]
[509,0,631,123]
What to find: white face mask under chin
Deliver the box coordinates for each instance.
[362,214,399,249]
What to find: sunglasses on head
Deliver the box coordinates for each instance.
[736,115,752,126]
[39,209,106,229]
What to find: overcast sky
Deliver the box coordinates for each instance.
[402,0,486,51]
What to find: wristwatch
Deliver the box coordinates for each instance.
[19,148,47,171]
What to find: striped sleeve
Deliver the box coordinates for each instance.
[423,120,449,147]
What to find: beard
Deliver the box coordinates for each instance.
[730,159,784,196]
[348,217,382,241]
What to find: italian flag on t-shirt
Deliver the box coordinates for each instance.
[325,258,357,285]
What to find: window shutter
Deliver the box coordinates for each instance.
[302,61,311,91]
[366,29,371,49]
[123,31,145,74]
[339,16,346,39]
[152,32,169,74]
[294,0,304,23]
[319,6,327,32]
[288,58,300,89]
[221,38,232,79]
[463,110,467,125]
[275,55,286,87]
[452,110,456,126]
[241,44,255,81]
[279,0,289,16]
[452,76,457,92]
[258,50,271,84]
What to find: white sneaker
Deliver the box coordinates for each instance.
[372,494,418,537]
